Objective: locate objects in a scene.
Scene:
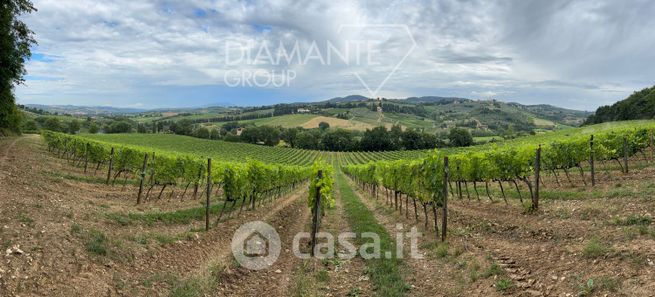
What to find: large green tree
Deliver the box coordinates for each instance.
[321,129,356,151]
[448,127,473,147]
[584,85,655,125]
[1,0,36,134]
[360,126,395,151]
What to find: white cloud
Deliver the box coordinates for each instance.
[15,0,655,110]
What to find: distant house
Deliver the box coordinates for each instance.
[235,127,244,136]
[473,118,488,130]
[376,106,383,113]
[297,108,310,113]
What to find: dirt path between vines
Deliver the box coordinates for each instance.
[218,173,375,296]
[320,180,374,296]
[0,136,20,167]
[132,190,306,270]
[449,198,655,296]
[288,176,375,296]
[345,177,501,297]
[0,135,309,296]
[350,177,655,297]
[212,196,310,296]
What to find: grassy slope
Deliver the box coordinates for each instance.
[300,116,377,131]
[322,101,584,134]
[234,113,377,131]
[238,114,317,127]
[79,133,321,165]
[444,120,655,155]
[336,171,407,296]
[76,120,655,167]
[77,133,429,165]
[134,108,273,124]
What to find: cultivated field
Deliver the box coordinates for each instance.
[1,120,655,296]
[76,133,429,166]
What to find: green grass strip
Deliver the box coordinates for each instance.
[335,171,408,296]
[107,200,232,226]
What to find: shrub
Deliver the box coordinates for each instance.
[495,278,513,291]
[582,237,609,258]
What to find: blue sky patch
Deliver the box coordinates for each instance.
[252,23,272,33]
[31,52,54,63]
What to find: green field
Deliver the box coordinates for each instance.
[473,136,504,144]
[80,133,323,165]
[439,120,655,156]
[76,120,655,167]
[133,108,273,124]
[78,133,429,166]
[237,114,318,127]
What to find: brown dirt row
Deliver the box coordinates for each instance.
[348,174,655,297]
[449,196,655,297]
[346,178,503,297]
[0,136,311,296]
[287,175,374,297]
[212,196,310,296]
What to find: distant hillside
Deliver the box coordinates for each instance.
[509,103,591,124]
[585,85,655,124]
[28,95,590,139]
[25,104,147,115]
[152,96,589,138]
[403,96,470,104]
[325,95,370,103]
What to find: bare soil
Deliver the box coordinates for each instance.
[348,173,655,297]
[2,135,655,297]
[0,136,309,296]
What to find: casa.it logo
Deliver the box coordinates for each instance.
[231,221,281,270]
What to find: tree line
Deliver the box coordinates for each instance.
[584,85,655,125]
[0,0,36,136]
[159,119,475,151]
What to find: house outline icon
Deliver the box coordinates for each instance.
[243,230,269,257]
[231,221,281,270]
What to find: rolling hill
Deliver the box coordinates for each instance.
[25,95,591,138]
[24,104,148,115]
[585,85,655,125]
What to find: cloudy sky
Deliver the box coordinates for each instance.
[15,0,655,110]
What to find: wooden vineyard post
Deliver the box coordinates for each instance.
[136,153,149,205]
[457,164,463,200]
[83,143,90,174]
[310,170,323,257]
[193,164,202,199]
[533,145,541,211]
[149,152,156,183]
[106,147,114,185]
[650,130,654,163]
[623,137,629,173]
[442,157,449,242]
[590,135,595,187]
[206,158,212,231]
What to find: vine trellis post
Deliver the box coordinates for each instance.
[83,143,90,174]
[137,153,149,205]
[532,145,541,211]
[106,147,114,185]
[623,137,629,173]
[650,130,654,162]
[205,158,212,231]
[442,156,449,242]
[310,170,323,257]
[590,135,595,187]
